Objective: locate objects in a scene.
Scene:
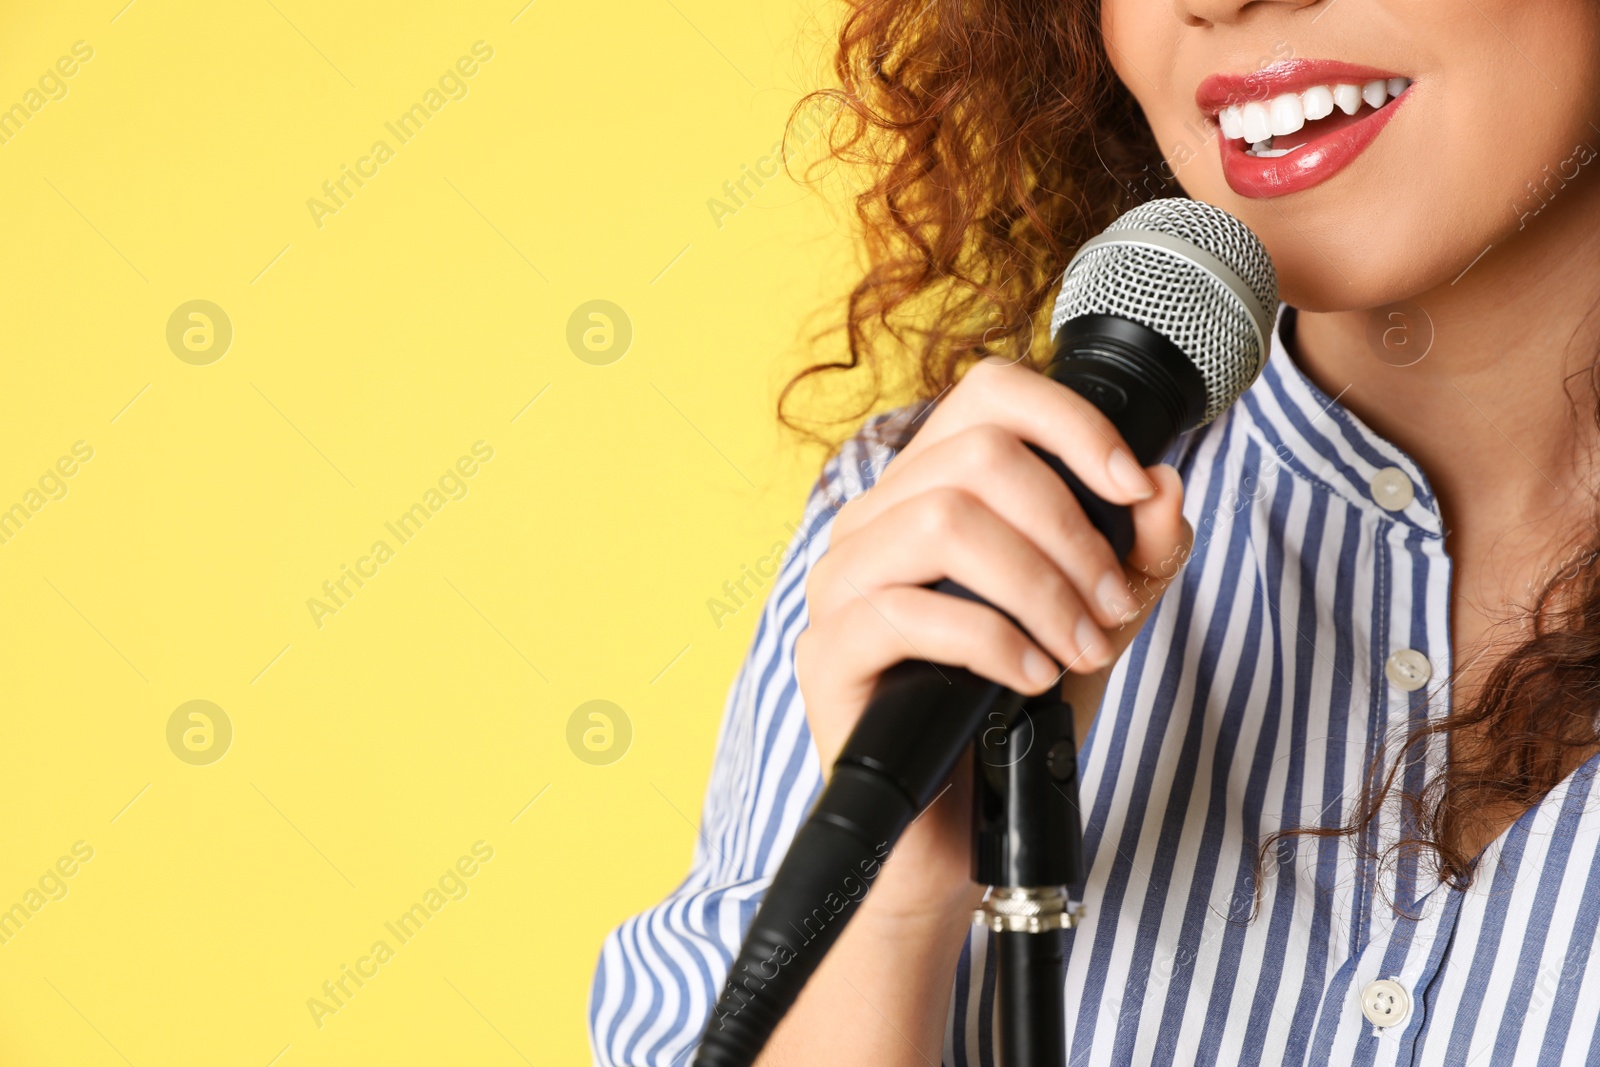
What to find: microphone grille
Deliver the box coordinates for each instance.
[1049,198,1278,425]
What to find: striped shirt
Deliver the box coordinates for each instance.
[589,305,1600,1066]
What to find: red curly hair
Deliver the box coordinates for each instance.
[779,0,1600,901]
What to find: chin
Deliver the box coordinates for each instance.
[1264,229,1454,314]
[1176,150,1531,314]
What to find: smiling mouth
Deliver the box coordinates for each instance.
[1214,77,1412,158]
[1195,61,1414,198]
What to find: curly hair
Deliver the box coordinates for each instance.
[779,0,1600,901]
[777,0,1162,444]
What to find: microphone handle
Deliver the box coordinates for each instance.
[692,315,1206,1067]
[833,311,1207,803]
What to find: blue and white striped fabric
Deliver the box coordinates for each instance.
[589,306,1600,1066]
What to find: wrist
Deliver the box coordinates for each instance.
[854,875,984,935]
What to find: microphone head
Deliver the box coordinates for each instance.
[1050,198,1278,425]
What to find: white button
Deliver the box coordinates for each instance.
[1370,467,1414,511]
[1385,649,1432,691]
[1361,978,1411,1028]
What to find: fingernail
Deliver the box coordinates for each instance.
[1108,449,1155,501]
[1075,615,1112,669]
[1097,572,1140,623]
[1022,647,1057,687]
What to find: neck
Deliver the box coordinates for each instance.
[1291,188,1600,560]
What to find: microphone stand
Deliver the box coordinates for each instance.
[971,689,1085,1067]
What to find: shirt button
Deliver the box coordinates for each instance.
[1361,978,1411,1028]
[1370,466,1415,511]
[1385,649,1432,691]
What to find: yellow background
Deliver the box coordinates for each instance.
[0,2,855,1063]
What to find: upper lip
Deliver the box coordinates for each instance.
[1195,59,1407,115]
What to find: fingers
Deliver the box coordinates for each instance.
[1126,464,1192,577]
[800,586,1064,719]
[798,363,1200,780]
[1110,463,1194,644]
[829,425,1139,628]
[889,358,1157,507]
[808,487,1115,674]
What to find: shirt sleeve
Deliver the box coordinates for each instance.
[587,417,906,1066]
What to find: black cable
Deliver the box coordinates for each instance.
[695,663,1013,1065]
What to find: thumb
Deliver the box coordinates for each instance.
[1106,463,1192,658]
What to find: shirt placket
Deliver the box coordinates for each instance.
[1303,445,1453,1066]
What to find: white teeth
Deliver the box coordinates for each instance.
[1219,105,1244,140]
[1302,85,1334,121]
[1241,102,1272,144]
[1268,93,1305,136]
[1218,77,1413,148]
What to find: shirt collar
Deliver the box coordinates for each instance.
[1234,304,1445,537]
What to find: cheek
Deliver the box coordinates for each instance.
[1102,0,1183,116]
[1102,0,1213,187]
[1413,0,1600,193]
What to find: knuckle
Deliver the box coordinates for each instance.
[915,487,974,538]
[958,356,1016,396]
[975,609,1017,650]
[1034,566,1076,619]
[1063,517,1114,565]
[834,589,874,628]
[962,357,999,381]
[964,424,1018,473]
[973,612,1028,667]
[1040,556,1073,595]
[841,594,900,650]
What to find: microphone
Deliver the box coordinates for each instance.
[692,198,1278,1067]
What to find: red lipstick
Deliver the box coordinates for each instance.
[1196,60,1413,199]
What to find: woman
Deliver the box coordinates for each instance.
[592,0,1600,1063]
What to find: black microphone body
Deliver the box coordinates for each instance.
[693,313,1207,1067]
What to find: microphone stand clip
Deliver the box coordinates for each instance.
[971,689,1087,1067]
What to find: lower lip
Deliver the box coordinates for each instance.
[1218,94,1409,199]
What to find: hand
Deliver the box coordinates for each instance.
[793,357,1193,925]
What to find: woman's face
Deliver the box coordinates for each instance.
[1104,0,1600,312]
